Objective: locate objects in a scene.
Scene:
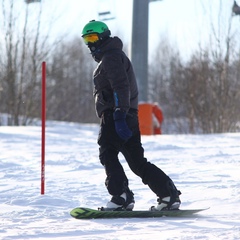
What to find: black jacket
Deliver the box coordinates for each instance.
[92,37,138,118]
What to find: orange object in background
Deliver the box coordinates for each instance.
[138,103,164,135]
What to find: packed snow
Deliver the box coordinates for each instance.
[0,121,240,240]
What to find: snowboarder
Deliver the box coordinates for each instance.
[81,20,181,211]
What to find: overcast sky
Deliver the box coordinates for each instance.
[1,0,240,59]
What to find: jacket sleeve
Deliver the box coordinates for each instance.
[102,52,130,112]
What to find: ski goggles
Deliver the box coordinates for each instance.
[83,33,99,44]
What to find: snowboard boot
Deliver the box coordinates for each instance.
[105,188,135,211]
[151,180,181,211]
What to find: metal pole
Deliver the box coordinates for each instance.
[131,0,149,102]
[41,61,46,195]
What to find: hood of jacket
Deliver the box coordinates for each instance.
[90,37,123,62]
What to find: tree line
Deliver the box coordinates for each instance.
[0,1,239,133]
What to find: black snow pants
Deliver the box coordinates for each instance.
[98,109,172,198]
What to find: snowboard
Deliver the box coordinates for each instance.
[70,207,208,219]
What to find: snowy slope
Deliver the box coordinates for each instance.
[0,121,240,240]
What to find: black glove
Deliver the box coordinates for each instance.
[113,110,132,141]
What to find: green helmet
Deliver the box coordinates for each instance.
[81,20,111,39]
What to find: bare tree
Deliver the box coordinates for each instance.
[148,37,187,133]
[0,0,57,125]
[149,2,240,133]
[47,38,97,123]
